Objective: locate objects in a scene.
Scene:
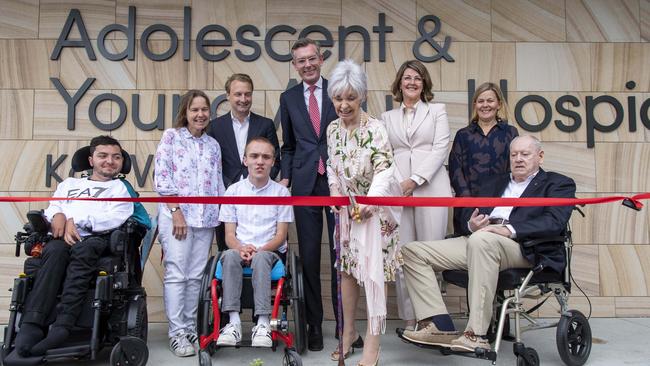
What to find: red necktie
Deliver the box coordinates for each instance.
[309,84,325,175]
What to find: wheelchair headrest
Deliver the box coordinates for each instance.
[71,146,131,174]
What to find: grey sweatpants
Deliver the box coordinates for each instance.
[220,249,279,316]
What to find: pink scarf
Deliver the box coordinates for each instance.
[339,167,401,335]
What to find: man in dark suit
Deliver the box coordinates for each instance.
[279,38,341,351]
[400,135,576,352]
[207,73,281,249]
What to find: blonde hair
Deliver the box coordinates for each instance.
[470,82,510,123]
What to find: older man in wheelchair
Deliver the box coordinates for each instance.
[399,135,588,365]
[2,135,151,366]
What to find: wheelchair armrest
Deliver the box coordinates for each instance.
[521,236,566,248]
[110,229,128,255]
[123,217,148,240]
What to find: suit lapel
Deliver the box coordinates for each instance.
[408,102,430,139]
[388,109,409,146]
[520,169,547,197]
[247,113,260,141]
[480,174,510,215]
[320,79,333,139]
[220,114,239,162]
[511,169,547,216]
[294,83,316,140]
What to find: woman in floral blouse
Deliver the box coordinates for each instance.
[448,82,519,234]
[154,90,226,357]
[327,60,401,366]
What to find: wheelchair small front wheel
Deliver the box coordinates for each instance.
[198,349,212,366]
[282,348,302,366]
[556,310,592,366]
[110,337,148,366]
[516,347,539,366]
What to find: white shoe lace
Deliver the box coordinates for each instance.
[252,324,271,342]
[219,323,241,342]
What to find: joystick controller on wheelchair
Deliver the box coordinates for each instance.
[14,210,52,258]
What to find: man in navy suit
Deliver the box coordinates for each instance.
[207,73,281,249]
[279,38,340,351]
[400,135,576,352]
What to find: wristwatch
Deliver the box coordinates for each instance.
[170,207,181,213]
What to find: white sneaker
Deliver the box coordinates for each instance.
[186,331,198,349]
[169,333,196,357]
[251,323,272,347]
[216,322,242,346]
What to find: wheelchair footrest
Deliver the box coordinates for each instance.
[44,344,91,359]
[1,351,45,366]
[396,328,497,363]
[2,344,92,366]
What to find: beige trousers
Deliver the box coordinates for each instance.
[400,231,531,335]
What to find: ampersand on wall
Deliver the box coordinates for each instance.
[412,15,454,63]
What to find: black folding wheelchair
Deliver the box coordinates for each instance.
[0,147,151,366]
[196,249,307,366]
[398,207,592,366]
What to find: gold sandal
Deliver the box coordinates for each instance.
[330,346,354,361]
[357,346,380,366]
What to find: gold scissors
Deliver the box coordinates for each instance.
[348,191,361,223]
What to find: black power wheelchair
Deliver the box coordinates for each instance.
[196,249,307,366]
[1,147,152,366]
[398,207,592,366]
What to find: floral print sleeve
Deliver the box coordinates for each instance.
[153,128,225,228]
[154,129,179,196]
[326,122,342,195]
[368,122,393,175]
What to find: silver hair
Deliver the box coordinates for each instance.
[511,135,543,152]
[327,59,367,101]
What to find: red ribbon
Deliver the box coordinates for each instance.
[1,193,648,210]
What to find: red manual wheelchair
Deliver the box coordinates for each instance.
[196,250,307,366]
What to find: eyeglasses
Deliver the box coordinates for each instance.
[294,56,320,67]
[402,76,423,84]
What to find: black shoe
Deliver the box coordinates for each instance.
[351,335,364,348]
[334,332,364,349]
[308,325,324,351]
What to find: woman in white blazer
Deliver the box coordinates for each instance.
[381,60,452,328]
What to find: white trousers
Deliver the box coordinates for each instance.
[158,214,214,337]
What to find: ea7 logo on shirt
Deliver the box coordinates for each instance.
[67,187,108,198]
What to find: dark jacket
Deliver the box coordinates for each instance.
[206,112,280,188]
[279,79,338,195]
[460,169,576,273]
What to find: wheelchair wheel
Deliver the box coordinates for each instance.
[556,310,592,366]
[127,295,148,342]
[199,349,213,366]
[289,253,307,355]
[282,348,302,366]
[110,336,148,366]
[516,347,539,366]
[198,256,218,341]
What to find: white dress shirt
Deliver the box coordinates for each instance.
[489,171,538,237]
[231,111,250,165]
[468,171,538,237]
[219,178,294,253]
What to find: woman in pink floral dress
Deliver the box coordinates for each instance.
[326,60,401,366]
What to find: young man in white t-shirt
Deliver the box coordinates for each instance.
[217,137,293,347]
[14,135,134,357]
